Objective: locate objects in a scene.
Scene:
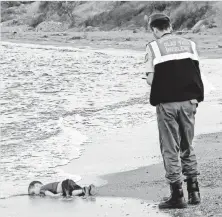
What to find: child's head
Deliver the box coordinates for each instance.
[28,181,43,195]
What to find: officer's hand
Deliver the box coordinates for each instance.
[143,72,153,86]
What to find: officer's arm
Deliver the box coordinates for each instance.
[144,44,154,86]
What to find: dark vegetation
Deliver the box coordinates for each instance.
[0,1,220,31]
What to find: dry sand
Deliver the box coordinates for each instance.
[98,132,222,216]
[1,30,222,58]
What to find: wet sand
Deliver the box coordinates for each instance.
[98,132,222,216]
[1,132,222,217]
[0,196,169,217]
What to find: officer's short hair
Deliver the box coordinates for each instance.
[149,13,171,31]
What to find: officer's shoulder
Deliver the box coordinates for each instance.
[176,35,194,42]
[145,41,154,59]
[183,37,196,45]
[187,38,196,44]
[145,40,156,51]
[146,40,155,47]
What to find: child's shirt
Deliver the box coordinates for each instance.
[40,182,60,194]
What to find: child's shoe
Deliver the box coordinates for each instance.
[83,185,96,196]
[89,184,96,196]
[83,187,90,196]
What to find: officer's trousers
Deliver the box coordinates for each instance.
[156,100,199,183]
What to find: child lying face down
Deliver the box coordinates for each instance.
[28,179,95,197]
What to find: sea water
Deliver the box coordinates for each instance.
[1,41,222,199]
[0,42,155,198]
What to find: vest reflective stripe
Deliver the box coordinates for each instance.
[147,43,156,59]
[149,37,199,66]
[190,41,199,60]
[149,42,161,59]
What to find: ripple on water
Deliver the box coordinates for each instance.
[0,42,153,198]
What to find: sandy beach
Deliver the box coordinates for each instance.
[98,132,222,216]
[1,29,222,217]
[1,133,222,217]
[1,30,222,58]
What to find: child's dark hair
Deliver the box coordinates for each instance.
[62,179,82,197]
[28,181,43,194]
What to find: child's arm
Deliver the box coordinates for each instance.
[43,190,62,197]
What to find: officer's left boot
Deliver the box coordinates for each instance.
[185,177,201,205]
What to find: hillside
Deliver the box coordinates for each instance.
[1,1,222,33]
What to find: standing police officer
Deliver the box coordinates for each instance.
[144,13,204,209]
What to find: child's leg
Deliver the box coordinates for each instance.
[72,185,96,196]
[72,186,90,196]
[72,184,82,190]
[69,180,95,197]
[69,180,85,196]
[72,189,85,196]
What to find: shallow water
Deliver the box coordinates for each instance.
[1,41,222,199]
[0,42,154,198]
[0,195,171,217]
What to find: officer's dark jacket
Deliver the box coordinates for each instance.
[148,34,204,106]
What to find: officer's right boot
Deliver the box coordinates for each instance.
[162,184,173,201]
[185,177,201,205]
[158,181,187,209]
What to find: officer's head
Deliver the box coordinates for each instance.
[149,13,172,39]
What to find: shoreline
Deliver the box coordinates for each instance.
[98,132,222,216]
[1,30,222,58]
[1,132,222,217]
[1,33,222,216]
[2,36,221,182]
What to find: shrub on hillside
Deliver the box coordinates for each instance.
[170,2,212,30]
[82,2,181,30]
[2,1,21,8]
[28,13,45,28]
[0,1,220,32]
[37,1,80,27]
[1,7,18,22]
[148,1,170,12]
[213,2,222,29]
[83,3,146,29]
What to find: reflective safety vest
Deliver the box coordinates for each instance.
[147,34,204,106]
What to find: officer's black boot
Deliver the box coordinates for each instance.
[185,177,201,205]
[159,181,187,209]
[161,184,173,201]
